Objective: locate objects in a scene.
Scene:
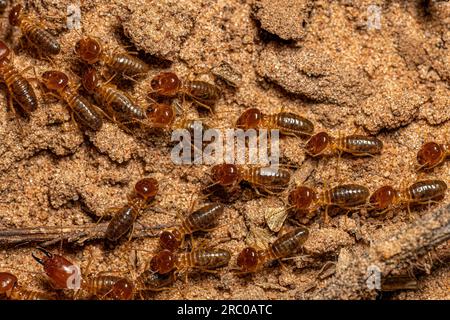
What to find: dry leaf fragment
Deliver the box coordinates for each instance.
[265,207,288,232]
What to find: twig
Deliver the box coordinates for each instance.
[313,203,450,299]
[0,222,174,247]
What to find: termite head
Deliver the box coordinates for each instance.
[305,132,331,156]
[0,272,17,296]
[147,103,176,127]
[150,249,176,274]
[8,4,22,26]
[236,108,263,129]
[75,37,102,64]
[32,247,78,289]
[81,68,100,93]
[0,40,11,65]
[369,186,400,211]
[41,71,69,91]
[211,164,240,186]
[288,186,317,212]
[134,178,159,202]
[159,229,182,251]
[110,278,135,300]
[236,247,259,273]
[150,72,181,97]
[417,142,445,169]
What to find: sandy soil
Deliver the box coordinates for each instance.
[0,0,448,300]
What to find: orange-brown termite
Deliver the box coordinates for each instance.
[75,37,149,76]
[81,274,135,300]
[0,272,55,300]
[0,40,38,117]
[41,70,103,131]
[150,248,231,276]
[236,108,314,137]
[8,4,61,57]
[209,164,291,194]
[81,269,176,300]
[81,68,146,122]
[159,203,225,251]
[236,227,309,273]
[150,72,221,112]
[416,142,449,170]
[305,132,383,157]
[317,184,370,223]
[32,247,81,290]
[105,178,159,243]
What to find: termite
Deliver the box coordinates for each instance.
[75,37,149,76]
[0,40,38,117]
[416,142,449,170]
[401,179,447,217]
[236,227,309,273]
[41,70,103,131]
[317,184,370,223]
[32,247,80,290]
[150,248,231,276]
[105,177,159,242]
[8,4,61,57]
[81,68,146,122]
[236,108,314,137]
[209,164,291,194]
[159,203,225,251]
[305,132,383,157]
[0,272,55,300]
[81,274,135,300]
[150,71,221,112]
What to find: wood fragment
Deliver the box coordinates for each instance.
[313,203,450,299]
[0,222,174,247]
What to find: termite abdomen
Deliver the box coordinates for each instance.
[105,206,137,242]
[246,166,291,193]
[405,180,447,203]
[324,184,370,207]
[270,226,309,259]
[337,135,383,156]
[0,40,39,115]
[184,80,221,107]
[184,203,224,231]
[266,112,314,137]
[82,275,134,300]
[68,93,103,131]
[188,248,231,269]
[104,53,150,76]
